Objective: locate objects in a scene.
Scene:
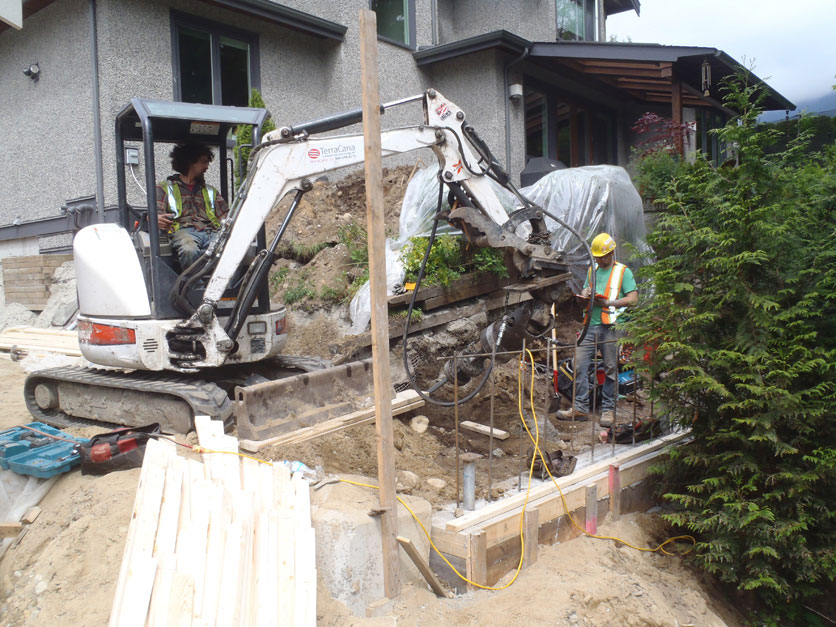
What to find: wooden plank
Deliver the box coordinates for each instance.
[166,572,194,627]
[429,524,467,559]
[238,389,423,452]
[218,521,243,627]
[609,464,621,520]
[460,421,509,440]
[398,536,452,598]
[466,530,487,588]
[21,506,41,524]
[277,515,295,625]
[447,430,689,532]
[360,7,399,599]
[523,506,539,568]
[0,522,23,538]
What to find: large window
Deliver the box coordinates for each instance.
[372,0,416,48]
[171,12,259,107]
[556,0,596,41]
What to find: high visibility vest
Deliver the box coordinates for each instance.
[600,262,627,324]
[160,180,219,231]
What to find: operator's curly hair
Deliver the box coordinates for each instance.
[169,142,214,175]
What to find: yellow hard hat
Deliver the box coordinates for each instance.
[590,233,616,257]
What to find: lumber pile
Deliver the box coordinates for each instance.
[0,326,81,360]
[109,417,316,626]
[2,254,72,310]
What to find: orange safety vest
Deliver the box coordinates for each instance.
[600,262,627,324]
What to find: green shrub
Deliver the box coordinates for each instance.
[401,235,507,287]
[283,273,315,304]
[624,72,836,616]
[234,89,277,190]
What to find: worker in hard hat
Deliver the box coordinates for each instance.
[555,233,637,426]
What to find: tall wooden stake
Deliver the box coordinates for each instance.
[359,8,400,599]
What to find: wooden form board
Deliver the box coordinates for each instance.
[239,389,424,453]
[460,421,509,440]
[432,430,691,562]
[108,420,316,626]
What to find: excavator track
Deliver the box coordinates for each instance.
[24,366,233,433]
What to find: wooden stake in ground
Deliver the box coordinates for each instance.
[359,7,400,599]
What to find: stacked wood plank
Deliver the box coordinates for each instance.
[0,326,81,360]
[2,254,72,310]
[109,417,316,627]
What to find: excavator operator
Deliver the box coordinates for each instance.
[155,141,229,270]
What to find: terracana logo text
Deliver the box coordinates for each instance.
[307,145,356,160]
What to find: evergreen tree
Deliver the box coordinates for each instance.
[234,89,276,189]
[626,73,836,615]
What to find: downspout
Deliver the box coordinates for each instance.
[430,0,438,45]
[503,46,529,182]
[89,0,105,223]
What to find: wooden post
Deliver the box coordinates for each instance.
[359,8,400,599]
[523,506,540,568]
[584,485,597,535]
[466,530,487,589]
[671,72,684,157]
[608,463,621,520]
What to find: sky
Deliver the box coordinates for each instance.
[607,0,836,105]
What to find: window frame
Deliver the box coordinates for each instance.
[170,10,261,106]
[370,0,417,50]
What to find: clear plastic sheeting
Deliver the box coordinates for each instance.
[348,164,652,333]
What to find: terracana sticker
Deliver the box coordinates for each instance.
[306,142,359,164]
[435,103,452,121]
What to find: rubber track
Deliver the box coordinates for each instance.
[24,366,233,431]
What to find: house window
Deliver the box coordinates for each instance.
[556,0,595,41]
[372,0,415,48]
[171,12,259,107]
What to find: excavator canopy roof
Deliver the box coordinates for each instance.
[116,98,268,145]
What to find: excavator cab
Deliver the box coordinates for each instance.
[114,99,271,319]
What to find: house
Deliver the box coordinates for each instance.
[0,0,794,258]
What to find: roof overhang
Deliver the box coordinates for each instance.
[1,0,346,40]
[604,0,640,17]
[415,32,794,112]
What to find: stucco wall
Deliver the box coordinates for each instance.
[436,0,556,43]
[0,0,95,223]
[0,0,524,236]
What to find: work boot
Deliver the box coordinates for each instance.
[599,410,615,427]
[555,408,588,422]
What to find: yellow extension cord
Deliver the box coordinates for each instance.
[193,348,694,592]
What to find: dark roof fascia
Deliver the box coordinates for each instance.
[529,41,718,63]
[413,30,531,67]
[604,0,640,17]
[529,41,795,111]
[200,0,346,41]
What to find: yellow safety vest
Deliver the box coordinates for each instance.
[161,180,219,231]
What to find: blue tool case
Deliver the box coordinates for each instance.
[0,422,89,478]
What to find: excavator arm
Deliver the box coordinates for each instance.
[170,89,588,374]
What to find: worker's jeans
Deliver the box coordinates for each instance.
[171,227,216,269]
[572,324,618,414]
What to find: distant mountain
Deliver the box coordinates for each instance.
[759,90,836,122]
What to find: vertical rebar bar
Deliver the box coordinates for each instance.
[454,354,460,509]
[488,351,495,502]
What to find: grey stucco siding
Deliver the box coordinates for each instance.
[437,0,557,44]
[0,0,96,225]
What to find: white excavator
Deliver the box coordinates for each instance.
[23,89,593,439]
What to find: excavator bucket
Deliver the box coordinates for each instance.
[234,359,392,441]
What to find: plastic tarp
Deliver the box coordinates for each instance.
[348,164,652,334]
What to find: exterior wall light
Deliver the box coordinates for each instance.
[23,63,40,81]
[509,83,523,102]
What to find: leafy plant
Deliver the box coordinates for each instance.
[624,72,836,615]
[401,234,506,287]
[319,284,347,304]
[234,89,277,189]
[269,266,290,293]
[337,220,369,267]
[277,241,328,264]
[390,307,423,322]
[283,273,316,305]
